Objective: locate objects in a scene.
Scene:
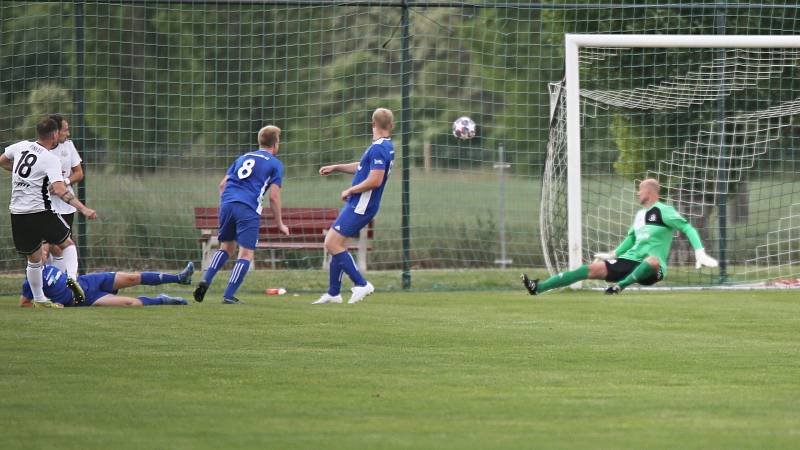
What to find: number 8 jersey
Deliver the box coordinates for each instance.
[220,149,284,215]
[3,140,64,214]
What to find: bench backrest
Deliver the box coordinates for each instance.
[194,207,374,240]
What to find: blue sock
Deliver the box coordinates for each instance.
[141,272,179,285]
[138,296,164,306]
[202,250,229,285]
[223,259,250,299]
[332,251,366,287]
[328,256,344,296]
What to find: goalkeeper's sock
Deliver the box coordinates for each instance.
[223,259,250,299]
[202,250,229,285]
[332,251,366,287]
[536,265,590,293]
[618,261,657,289]
[138,296,164,306]
[61,244,79,279]
[328,255,344,296]
[141,272,180,285]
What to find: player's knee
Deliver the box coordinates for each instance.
[324,233,341,252]
[110,299,136,306]
[587,261,607,279]
[645,256,660,269]
[237,248,255,261]
[218,243,235,257]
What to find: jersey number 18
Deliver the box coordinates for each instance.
[14,150,38,178]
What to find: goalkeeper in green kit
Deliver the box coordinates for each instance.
[522,178,718,295]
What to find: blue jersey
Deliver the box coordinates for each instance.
[220,149,284,214]
[21,265,73,304]
[348,138,394,216]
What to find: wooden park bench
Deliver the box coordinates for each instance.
[193,207,373,271]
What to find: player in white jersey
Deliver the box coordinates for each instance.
[41,114,84,274]
[0,117,98,309]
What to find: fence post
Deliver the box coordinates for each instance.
[401,0,412,289]
[74,1,88,274]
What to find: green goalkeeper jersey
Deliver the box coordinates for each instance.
[613,201,703,275]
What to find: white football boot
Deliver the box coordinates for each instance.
[348,281,374,304]
[312,293,343,305]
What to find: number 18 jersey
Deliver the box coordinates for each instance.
[220,149,284,215]
[3,140,63,214]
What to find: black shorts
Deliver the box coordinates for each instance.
[11,211,71,255]
[604,258,663,286]
[61,212,75,229]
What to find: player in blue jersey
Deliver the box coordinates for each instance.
[19,262,193,307]
[313,108,395,305]
[193,125,289,304]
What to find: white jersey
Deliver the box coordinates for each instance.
[4,140,64,214]
[49,140,82,214]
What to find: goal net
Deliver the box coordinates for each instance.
[543,35,800,287]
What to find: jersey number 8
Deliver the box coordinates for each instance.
[237,159,255,179]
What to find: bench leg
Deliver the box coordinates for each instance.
[321,228,330,270]
[201,237,218,271]
[322,248,330,270]
[357,228,368,272]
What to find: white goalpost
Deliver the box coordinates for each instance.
[548,34,800,288]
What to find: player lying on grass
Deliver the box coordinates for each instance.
[19,262,194,308]
[522,178,718,295]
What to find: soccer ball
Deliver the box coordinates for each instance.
[452,116,476,140]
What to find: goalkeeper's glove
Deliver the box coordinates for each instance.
[694,248,719,269]
[593,251,615,261]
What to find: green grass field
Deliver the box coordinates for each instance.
[2,274,798,449]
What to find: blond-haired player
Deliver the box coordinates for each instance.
[193,125,289,304]
[313,108,395,305]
